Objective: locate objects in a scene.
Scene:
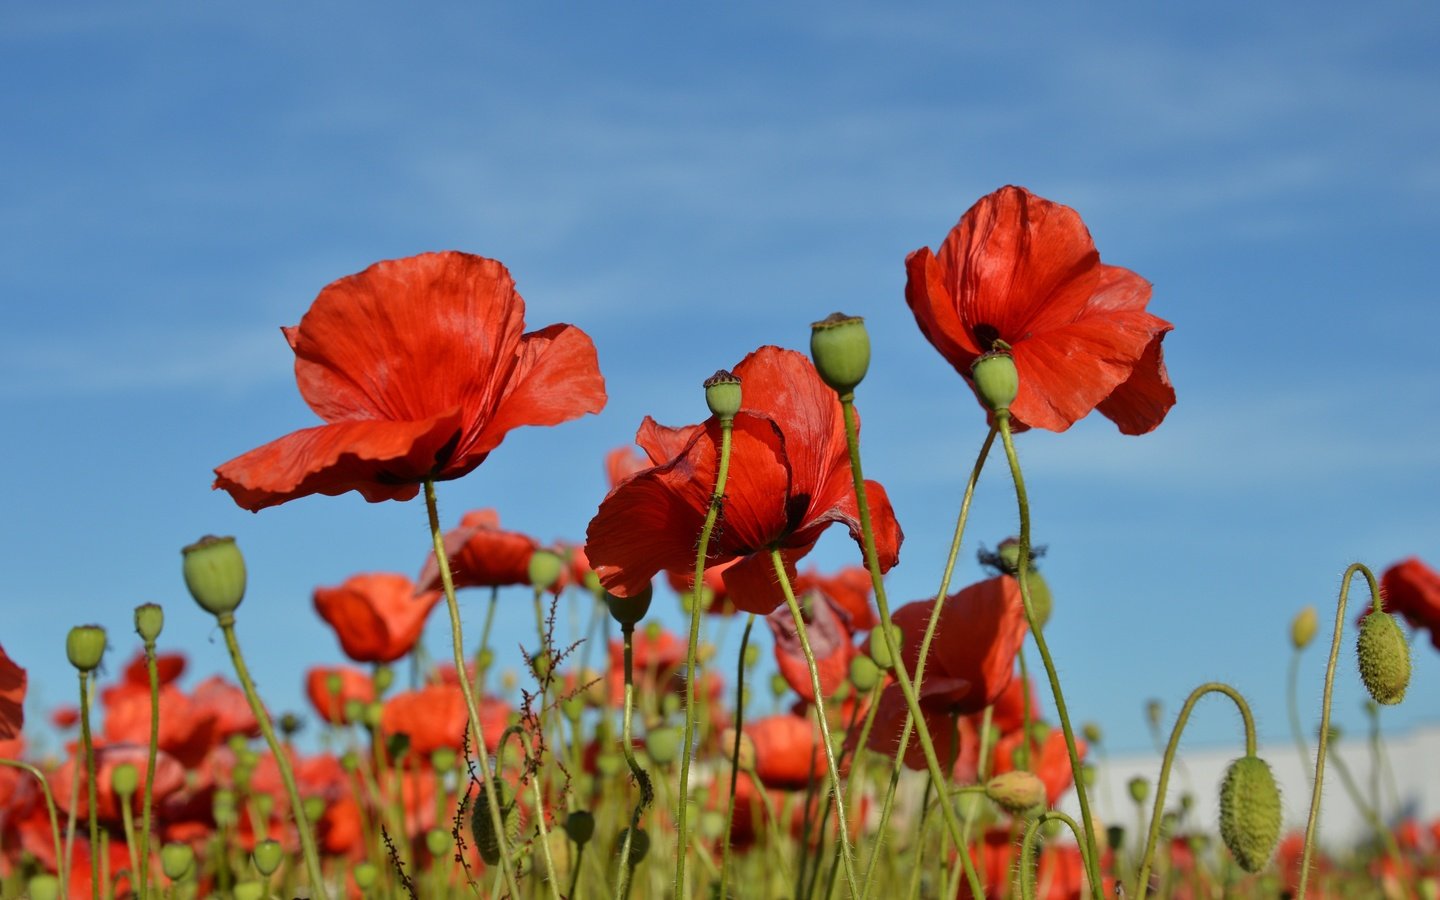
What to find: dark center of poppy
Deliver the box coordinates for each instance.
[973,323,1003,352]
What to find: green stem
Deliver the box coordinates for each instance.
[836,396,977,887]
[719,613,757,900]
[422,478,521,900]
[1297,563,1379,900]
[1328,738,1407,883]
[79,671,99,900]
[1287,648,1312,785]
[0,759,66,899]
[1132,682,1255,900]
[676,416,733,900]
[616,623,653,900]
[119,792,141,895]
[998,412,1101,899]
[772,548,860,898]
[1019,811,1086,900]
[218,616,329,900]
[139,641,161,900]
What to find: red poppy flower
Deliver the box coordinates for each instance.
[905,185,1174,434]
[863,576,1027,770]
[416,509,541,593]
[214,251,606,511]
[1374,558,1440,650]
[605,445,649,487]
[193,675,260,741]
[585,346,903,615]
[666,558,740,616]
[103,682,218,769]
[794,566,876,631]
[314,573,441,663]
[0,644,24,740]
[121,650,187,687]
[306,666,376,725]
[52,743,186,822]
[958,828,1093,900]
[381,683,509,756]
[768,591,855,703]
[746,714,827,789]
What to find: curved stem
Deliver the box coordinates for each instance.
[139,641,161,900]
[0,758,66,899]
[1132,681,1255,900]
[998,413,1101,899]
[719,613,757,900]
[423,478,521,900]
[219,617,330,900]
[772,549,859,898]
[1297,562,1379,900]
[1287,648,1312,785]
[1019,811,1086,900]
[616,623,653,900]
[79,671,100,900]
[677,416,733,900]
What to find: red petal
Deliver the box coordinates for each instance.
[723,544,812,616]
[636,417,704,466]
[417,513,538,592]
[314,573,441,664]
[0,644,24,740]
[605,446,649,488]
[214,413,465,511]
[768,594,855,703]
[1097,331,1175,434]
[905,247,983,372]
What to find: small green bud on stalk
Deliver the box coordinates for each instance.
[528,549,565,591]
[161,842,195,881]
[1357,611,1411,705]
[704,369,742,420]
[565,810,596,846]
[869,623,903,670]
[426,828,452,856]
[604,585,653,627]
[1081,722,1103,745]
[134,603,164,642]
[1218,755,1282,873]
[431,747,457,771]
[181,535,247,616]
[1024,569,1053,629]
[770,673,790,699]
[66,625,107,672]
[302,796,325,823]
[363,702,383,730]
[971,351,1019,412]
[699,809,727,840]
[810,313,871,395]
[27,875,60,900]
[112,762,139,798]
[1291,605,1318,650]
[1127,776,1150,805]
[849,655,881,692]
[353,862,380,890]
[744,643,761,669]
[645,727,682,765]
[1145,699,1163,729]
[279,712,302,738]
[252,839,283,876]
[342,699,363,724]
[233,882,265,900]
[372,664,394,694]
[985,770,1047,815]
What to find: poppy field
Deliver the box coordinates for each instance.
[2,185,1437,900]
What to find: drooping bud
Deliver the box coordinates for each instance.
[704,369,742,420]
[849,655,881,692]
[161,843,195,881]
[618,828,650,866]
[471,777,518,866]
[1290,606,1318,650]
[181,535,247,617]
[252,839,283,876]
[1357,611,1410,705]
[985,770,1047,815]
[971,351,1018,412]
[527,549,565,591]
[66,625,107,672]
[1218,755,1282,873]
[604,585,653,628]
[134,603,164,643]
[809,313,871,395]
[112,762,139,799]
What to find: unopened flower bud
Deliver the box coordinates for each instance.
[971,351,1018,412]
[1024,570,1053,629]
[233,882,264,900]
[302,796,325,823]
[66,625,106,672]
[112,762,139,798]
[720,728,756,771]
[471,778,518,866]
[869,623,903,670]
[849,655,881,692]
[353,862,379,890]
[342,699,363,724]
[1145,699,1163,729]
[252,839,283,876]
[528,549,565,591]
[810,313,870,395]
[161,843,195,881]
[182,535,246,617]
[1128,776,1150,805]
[1291,606,1318,650]
[604,585,653,627]
[373,665,394,694]
[744,643,761,669]
[699,809,727,840]
[134,603,164,643]
[704,369,742,420]
[565,810,596,846]
[1357,611,1410,705]
[1218,755,1282,873]
[1082,722,1103,745]
[431,747,457,771]
[770,673,789,699]
[986,770,1047,815]
[619,828,650,866]
[426,828,451,857]
[645,727,682,765]
[27,875,60,900]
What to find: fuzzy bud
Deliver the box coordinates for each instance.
[426,828,451,857]
[1290,606,1318,650]
[66,625,107,672]
[134,604,164,643]
[181,535,247,617]
[1357,612,1410,705]
[604,585,653,628]
[986,770,1047,815]
[1082,722,1103,745]
[1128,776,1150,805]
[1218,755,1282,873]
[353,863,379,890]
[704,369,742,420]
[971,351,1018,412]
[869,623,903,670]
[527,549,565,591]
[471,778,519,866]
[809,313,871,395]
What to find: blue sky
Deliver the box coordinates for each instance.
[3,2,1439,765]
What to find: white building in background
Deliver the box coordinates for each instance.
[1063,722,1440,849]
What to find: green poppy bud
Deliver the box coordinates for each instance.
[1291,606,1318,650]
[1080,763,1097,789]
[252,839,283,876]
[471,777,518,866]
[1127,776,1150,805]
[971,351,1018,412]
[849,655,881,692]
[645,727,682,765]
[565,810,596,846]
[431,746,457,771]
[699,809,727,840]
[661,693,681,717]
[1357,612,1410,705]
[26,875,60,900]
[1218,755,1282,873]
[618,828,650,866]
[770,673,789,700]
[985,770,1047,815]
[373,664,394,695]
[477,647,496,671]
[604,585,653,627]
[528,549,565,591]
[1081,722,1103,745]
[1024,570,1053,629]
[353,862,379,890]
[561,694,585,721]
[66,625,106,673]
[112,762,139,798]
[744,643,761,669]
[302,795,325,823]
[134,603,164,643]
[1145,698,1163,729]
[363,701,383,730]
[809,313,871,395]
[704,369,742,420]
[254,792,274,822]
[280,712,302,738]
[870,623,903,670]
[342,699,363,724]
[181,535,246,617]
[233,881,265,900]
[161,843,195,881]
[426,828,451,857]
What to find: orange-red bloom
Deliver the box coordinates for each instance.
[747,714,827,789]
[1374,558,1440,650]
[769,591,855,703]
[417,509,543,593]
[214,251,606,511]
[381,683,509,756]
[585,346,902,615]
[0,644,23,740]
[306,666,376,725]
[794,565,876,631]
[906,186,1174,434]
[314,573,441,663]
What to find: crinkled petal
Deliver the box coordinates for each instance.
[723,544,813,616]
[732,347,848,509]
[1009,307,1161,432]
[1097,330,1175,434]
[214,413,465,512]
[636,417,704,467]
[791,478,902,574]
[905,247,983,371]
[0,644,24,740]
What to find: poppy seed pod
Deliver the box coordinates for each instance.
[161,843,195,881]
[1291,606,1318,650]
[604,585,653,627]
[527,549,565,591]
[703,369,742,420]
[1357,612,1410,705]
[112,762,139,798]
[1218,755,1282,873]
[182,535,246,617]
[849,655,881,692]
[1127,776,1150,805]
[971,351,1019,412]
[134,603,164,643]
[425,828,451,857]
[252,839,283,876]
[565,810,596,846]
[26,876,59,900]
[809,313,870,395]
[645,727,682,765]
[985,770,1047,815]
[66,625,107,672]
[353,863,379,890]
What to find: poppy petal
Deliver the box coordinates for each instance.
[1097,332,1175,435]
[905,247,983,369]
[636,417,705,467]
[0,645,24,740]
[722,544,812,616]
